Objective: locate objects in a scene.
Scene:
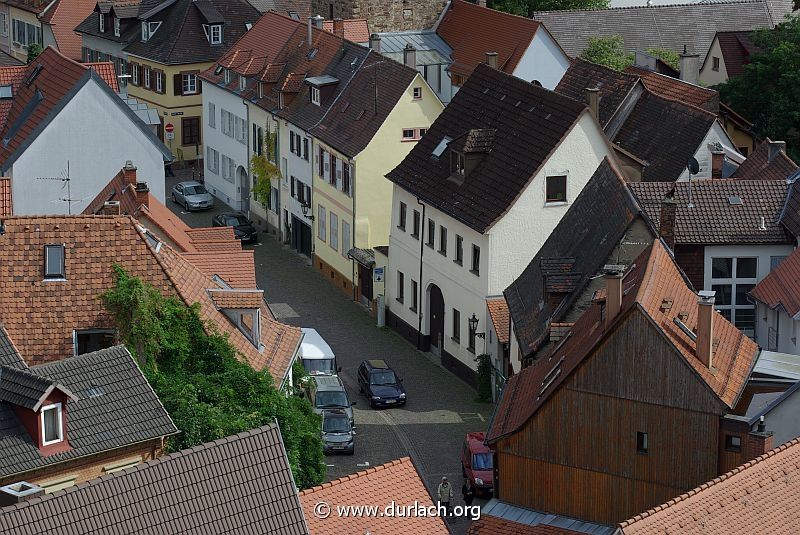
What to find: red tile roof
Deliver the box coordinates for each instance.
[715,31,760,78]
[469,516,581,535]
[207,289,264,309]
[85,62,119,92]
[750,246,800,317]
[488,240,759,442]
[731,139,799,180]
[437,0,542,79]
[0,66,28,127]
[626,66,719,112]
[181,251,257,288]
[487,297,510,344]
[40,0,98,61]
[322,19,370,43]
[619,438,800,534]
[299,457,448,535]
[0,177,10,217]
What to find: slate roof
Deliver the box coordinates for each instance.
[245,0,311,18]
[712,31,761,78]
[387,62,587,233]
[123,0,259,65]
[629,179,792,245]
[0,51,22,67]
[0,345,178,480]
[0,327,24,369]
[505,158,647,357]
[299,457,448,534]
[487,297,510,345]
[0,423,309,534]
[779,173,800,237]
[731,139,799,180]
[376,30,453,66]
[74,4,141,45]
[490,240,760,442]
[0,365,77,411]
[0,177,10,217]
[437,0,544,79]
[750,245,800,316]
[626,66,719,112]
[322,19,370,43]
[40,0,98,61]
[532,0,795,57]
[618,438,800,534]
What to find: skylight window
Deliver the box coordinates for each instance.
[0,85,11,99]
[24,64,42,87]
[44,244,65,279]
[728,195,743,205]
[432,136,451,158]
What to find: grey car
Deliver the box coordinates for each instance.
[321,409,355,455]
[171,181,214,211]
[302,374,355,427]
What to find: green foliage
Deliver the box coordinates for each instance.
[101,266,326,489]
[581,35,634,71]
[250,129,280,208]
[26,43,42,64]
[718,15,800,161]
[474,354,493,403]
[644,48,680,71]
[488,0,608,15]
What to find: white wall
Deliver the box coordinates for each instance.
[703,245,794,290]
[757,386,800,446]
[678,122,743,180]
[202,82,248,210]
[756,303,800,354]
[11,78,165,215]
[280,119,314,230]
[513,29,571,90]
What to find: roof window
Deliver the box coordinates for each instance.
[24,64,42,87]
[203,23,222,45]
[432,136,451,158]
[728,195,743,205]
[141,21,161,42]
[0,85,11,99]
[44,244,65,279]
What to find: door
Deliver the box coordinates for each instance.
[358,264,373,304]
[428,284,444,355]
[237,166,249,213]
[291,215,301,252]
[300,221,312,258]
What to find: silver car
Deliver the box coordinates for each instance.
[171,181,214,211]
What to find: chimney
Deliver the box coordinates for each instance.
[696,291,715,368]
[658,192,677,251]
[135,182,149,208]
[585,87,600,121]
[679,45,700,85]
[312,14,324,29]
[307,16,313,48]
[485,51,498,69]
[478,0,487,6]
[102,200,121,215]
[767,140,786,163]
[403,44,416,69]
[0,482,45,506]
[746,417,774,461]
[369,33,381,53]
[711,150,725,179]
[333,18,344,38]
[122,160,137,187]
[604,268,623,327]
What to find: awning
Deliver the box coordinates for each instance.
[347,247,375,268]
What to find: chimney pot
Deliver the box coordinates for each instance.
[369,33,381,53]
[585,87,600,121]
[333,17,344,38]
[135,181,149,209]
[679,47,700,85]
[659,193,677,251]
[122,161,137,187]
[767,140,786,163]
[403,44,417,69]
[696,291,715,368]
[485,51,498,69]
[604,269,624,327]
[102,200,121,216]
[711,150,725,179]
[313,14,324,29]
[0,482,44,506]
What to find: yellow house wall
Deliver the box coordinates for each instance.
[313,143,355,282]
[8,7,40,62]
[699,38,728,87]
[127,58,212,161]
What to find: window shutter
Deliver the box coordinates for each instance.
[197,77,202,94]
[174,73,182,96]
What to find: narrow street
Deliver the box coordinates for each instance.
[168,175,493,533]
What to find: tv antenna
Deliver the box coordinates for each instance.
[686,156,700,209]
[36,160,80,214]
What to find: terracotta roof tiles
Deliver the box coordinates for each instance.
[750,246,800,317]
[469,516,581,535]
[715,31,760,78]
[40,0,98,61]
[207,289,263,309]
[85,61,120,92]
[487,297,510,345]
[181,251,257,288]
[322,19,370,43]
[0,177,10,217]
[626,66,719,112]
[731,139,799,180]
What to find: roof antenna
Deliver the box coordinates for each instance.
[36,160,77,214]
[686,156,699,209]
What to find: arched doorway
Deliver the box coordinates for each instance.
[428,284,444,356]
[237,166,249,212]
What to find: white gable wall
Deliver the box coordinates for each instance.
[678,122,743,181]
[512,29,571,90]
[10,78,166,215]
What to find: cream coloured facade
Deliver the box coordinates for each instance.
[700,36,729,86]
[3,5,40,62]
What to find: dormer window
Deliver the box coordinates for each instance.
[114,17,120,37]
[258,81,263,98]
[210,24,222,44]
[239,75,246,91]
[141,21,160,42]
[311,86,320,106]
[44,244,65,279]
[450,150,465,176]
[99,14,105,33]
[41,403,63,445]
[223,68,231,85]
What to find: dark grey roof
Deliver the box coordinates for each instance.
[505,158,650,357]
[0,424,309,534]
[0,366,76,411]
[376,30,452,65]
[0,327,25,370]
[0,346,178,479]
[387,62,587,233]
[532,0,796,57]
[779,172,800,237]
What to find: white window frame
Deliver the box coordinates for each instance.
[141,21,149,41]
[131,64,139,85]
[710,256,758,334]
[206,146,219,174]
[40,403,63,445]
[330,212,338,251]
[99,13,105,33]
[224,69,231,85]
[143,66,151,89]
[210,24,222,45]
[154,70,162,92]
[239,75,246,91]
[412,86,422,99]
[113,17,120,37]
[182,73,198,95]
[0,14,7,38]
[311,86,320,106]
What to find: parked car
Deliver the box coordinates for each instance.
[299,328,339,375]
[321,409,355,455]
[461,432,494,496]
[212,212,258,243]
[171,181,214,211]
[302,374,354,426]
[357,359,406,408]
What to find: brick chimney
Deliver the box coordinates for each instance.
[746,417,774,461]
[485,51,498,69]
[122,160,137,187]
[711,150,725,179]
[585,88,600,121]
[679,45,700,85]
[369,33,381,53]
[696,291,715,368]
[102,200,121,215]
[312,14,323,29]
[767,140,786,163]
[0,482,45,506]
[659,192,677,251]
[604,268,623,328]
[135,182,149,208]
[333,18,344,38]
[403,44,416,69]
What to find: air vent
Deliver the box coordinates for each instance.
[728,195,743,205]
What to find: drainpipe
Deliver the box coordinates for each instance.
[416,197,426,350]
[243,98,250,218]
[352,157,357,302]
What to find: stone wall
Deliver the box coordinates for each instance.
[312,0,446,32]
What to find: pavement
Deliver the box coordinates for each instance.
[167,172,493,533]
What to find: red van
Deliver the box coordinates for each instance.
[461,432,494,495]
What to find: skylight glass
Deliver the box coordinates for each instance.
[432,136,451,158]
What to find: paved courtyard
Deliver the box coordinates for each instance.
[167,174,493,532]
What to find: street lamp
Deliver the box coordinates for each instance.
[301,201,314,220]
[469,313,485,339]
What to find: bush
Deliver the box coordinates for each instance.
[475,353,493,403]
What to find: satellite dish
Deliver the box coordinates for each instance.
[687,156,700,175]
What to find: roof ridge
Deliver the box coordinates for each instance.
[450,0,542,28]
[534,0,765,15]
[298,456,413,495]
[642,87,718,119]
[620,437,800,527]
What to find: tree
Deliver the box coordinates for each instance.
[489,0,608,14]
[581,35,633,71]
[644,48,680,71]
[250,128,280,208]
[717,15,800,161]
[26,43,42,64]
[101,266,326,489]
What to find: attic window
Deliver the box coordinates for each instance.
[239,75,246,91]
[432,136,451,158]
[307,48,318,60]
[223,68,231,85]
[114,17,120,37]
[311,86,321,106]
[24,64,42,87]
[0,85,11,99]
[204,23,222,45]
[141,21,161,42]
[74,329,115,356]
[99,13,105,33]
[245,23,253,30]
[41,403,63,445]
[44,244,65,279]
[538,359,563,397]
[728,196,743,205]
[450,150,464,176]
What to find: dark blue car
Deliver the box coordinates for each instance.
[357,359,406,408]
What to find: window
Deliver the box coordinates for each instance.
[771,256,788,270]
[710,257,758,334]
[0,14,7,38]
[396,271,404,303]
[311,86,321,105]
[330,153,338,187]
[143,66,151,89]
[303,138,309,161]
[426,219,435,248]
[44,244,65,279]
[636,432,648,454]
[290,131,296,154]
[224,68,231,85]
[545,175,567,203]
[410,280,418,312]
[468,321,476,352]
[114,17,120,37]
[412,210,420,239]
[455,235,463,265]
[239,75,246,91]
[181,117,200,146]
[439,226,447,255]
[342,162,351,195]
[318,146,326,175]
[450,150,464,176]
[12,20,41,47]
[74,329,115,355]
[236,117,247,145]
[725,434,742,452]
[270,186,279,214]
[182,73,198,94]
[318,205,326,241]
[99,13,105,32]
[398,202,407,230]
[402,129,415,140]
[330,212,338,251]
[206,146,219,174]
[131,62,139,85]
[41,404,63,445]
[252,124,263,155]
[412,86,422,99]
[154,70,163,93]
[452,309,460,342]
[208,102,216,128]
[712,56,720,71]
[471,244,480,275]
[432,136,451,157]
[342,220,350,258]
[209,24,222,44]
